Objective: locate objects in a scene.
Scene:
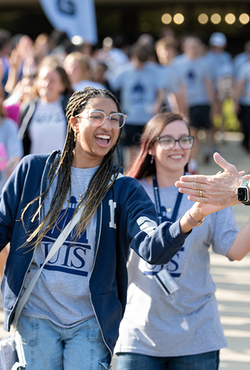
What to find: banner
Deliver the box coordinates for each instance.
[40,0,98,44]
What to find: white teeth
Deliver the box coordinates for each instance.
[170,155,182,159]
[96,134,110,139]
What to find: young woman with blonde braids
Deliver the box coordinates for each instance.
[0,87,225,370]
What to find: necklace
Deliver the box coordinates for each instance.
[71,170,86,203]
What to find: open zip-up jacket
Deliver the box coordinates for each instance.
[0,152,190,354]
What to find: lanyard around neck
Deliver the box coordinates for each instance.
[153,174,184,225]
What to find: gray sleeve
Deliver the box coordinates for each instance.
[210,206,239,256]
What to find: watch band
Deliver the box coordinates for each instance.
[241,200,250,206]
[184,210,205,227]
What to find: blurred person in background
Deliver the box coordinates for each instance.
[96,34,129,80]
[206,33,233,87]
[18,56,73,156]
[0,29,11,98]
[0,83,23,278]
[0,84,23,191]
[4,34,37,95]
[174,35,215,174]
[233,40,250,152]
[233,56,250,152]
[110,42,164,170]
[91,61,111,91]
[47,30,70,63]
[233,39,250,79]
[64,52,106,92]
[155,36,186,113]
[206,32,234,139]
[3,73,37,125]
[33,33,50,65]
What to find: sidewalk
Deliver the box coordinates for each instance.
[0,132,250,369]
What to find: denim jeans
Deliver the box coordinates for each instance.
[17,314,111,370]
[116,350,220,370]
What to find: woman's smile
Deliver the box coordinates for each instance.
[95,133,111,147]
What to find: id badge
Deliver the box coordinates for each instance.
[154,268,179,296]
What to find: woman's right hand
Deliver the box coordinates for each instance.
[179,201,224,234]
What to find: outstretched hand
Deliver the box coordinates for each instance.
[175,153,247,206]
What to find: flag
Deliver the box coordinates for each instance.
[40,0,98,44]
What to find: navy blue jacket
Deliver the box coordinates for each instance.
[0,152,190,354]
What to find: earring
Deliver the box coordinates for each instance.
[73,127,78,140]
[150,155,154,164]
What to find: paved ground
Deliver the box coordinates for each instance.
[0,132,250,369]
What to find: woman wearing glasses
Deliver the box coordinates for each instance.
[0,89,225,369]
[115,112,239,370]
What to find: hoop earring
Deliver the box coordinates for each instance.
[150,155,154,164]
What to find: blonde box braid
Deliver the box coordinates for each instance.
[21,87,123,249]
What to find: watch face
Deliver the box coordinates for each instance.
[238,187,248,202]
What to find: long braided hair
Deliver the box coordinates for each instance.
[21,87,123,249]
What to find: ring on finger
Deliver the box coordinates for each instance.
[199,190,203,197]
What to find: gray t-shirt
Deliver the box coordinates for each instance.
[22,166,98,327]
[110,62,163,125]
[174,55,212,107]
[237,61,250,106]
[115,179,238,356]
[159,64,183,107]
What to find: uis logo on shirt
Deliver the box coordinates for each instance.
[41,196,91,276]
[139,246,185,278]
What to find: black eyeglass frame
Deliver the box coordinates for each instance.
[156,135,194,150]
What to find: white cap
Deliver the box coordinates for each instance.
[209,32,227,47]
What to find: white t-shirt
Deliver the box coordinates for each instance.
[29,99,66,154]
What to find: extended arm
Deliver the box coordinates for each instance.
[226,220,250,260]
[175,152,244,206]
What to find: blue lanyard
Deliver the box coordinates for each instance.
[153,174,184,225]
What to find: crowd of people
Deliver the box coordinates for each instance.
[0,26,250,370]
[0,28,249,176]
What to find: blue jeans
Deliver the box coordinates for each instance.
[17,315,111,370]
[116,351,220,370]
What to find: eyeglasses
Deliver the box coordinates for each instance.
[156,135,194,150]
[76,110,127,129]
